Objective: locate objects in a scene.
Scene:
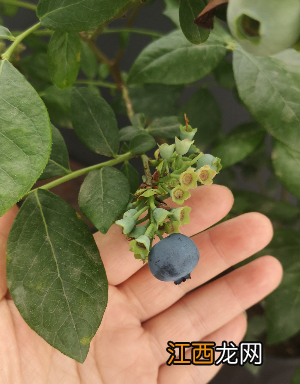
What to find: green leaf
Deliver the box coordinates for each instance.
[128,25,228,85]
[39,125,71,181]
[179,0,209,45]
[272,140,300,199]
[120,161,140,194]
[254,229,300,344]
[48,31,81,90]
[0,60,51,217]
[213,58,235,90]
[119,126,141,142]
[0,26,14,41]
[6,189,108,363]
[37,0,129,31]
[212,123,265,168]
[244,315,267,342]
[24,34,48,53]
[19,53,51,83]
[231,190,300,222]
[41,85,72,129]
[112,84,183,120]
[78,167,130,234]
[130,113,146,129]
[80,41,98,79]
[233,47,300,152]
[291,364,300,384]
[163,0,180,27]
[180,89,221,150]
[129,133,156,155]
[146,116,180,139]
[71,87,119,157]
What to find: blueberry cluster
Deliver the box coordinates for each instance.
[115,117,222,284]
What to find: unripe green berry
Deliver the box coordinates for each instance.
[227,0,300,57]
[196,154,222,173]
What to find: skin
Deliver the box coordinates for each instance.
[0,185,283,384]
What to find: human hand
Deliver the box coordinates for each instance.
[0,185,283,384]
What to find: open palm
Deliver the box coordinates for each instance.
[0,185,282,384]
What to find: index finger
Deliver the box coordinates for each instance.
[94,185,234,286]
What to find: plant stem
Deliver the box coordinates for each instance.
[142,154,152,186]
[0,0,36,10]
[133,206,148,220]
[155,230,164,241]
[75,80,117,89]
[103,27,163,38]
[1,22,41,60]
[23,152,133,198]
[121,84,134,118]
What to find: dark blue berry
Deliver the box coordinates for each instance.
[148,233,199,285]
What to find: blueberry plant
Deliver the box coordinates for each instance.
[1,0,300,378]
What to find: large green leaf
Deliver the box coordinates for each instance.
[272,139,300,199]
[146,116,180,139]
[0,60,51,217]
[233,47,300,152]
[37,0,129,31]
[212,123,265,168]
[231,190,300,222]
[180,89,221,150]
[39,125,71,181]
[129,133,156,155]
[6,189,108,363]
[254,229,300,344]
[128,25,228,85]
[112,84,183,120]
[41,85,72,128]
[179,0,209,45]
[79,167,130,234]
[71,87,119,157]
[80,41,98,79]
[48,31,81,90]
[236,229,300,344]
[120,161,140,194]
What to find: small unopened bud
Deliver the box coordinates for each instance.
[129,235,150,261]
[171,206,191,225]
[165,221,181,234]
[115,217,136,234]
[158,143,176,159]
[153,208,170,226]
[123,209,138,218]
[179,124,198,141]
[175,137,194,155]
[196,154,222,173]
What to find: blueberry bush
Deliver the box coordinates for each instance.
[1,0,300,377]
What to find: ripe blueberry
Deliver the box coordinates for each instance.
[148,233,199,285]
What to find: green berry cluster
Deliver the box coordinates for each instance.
[115,118,222,263]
